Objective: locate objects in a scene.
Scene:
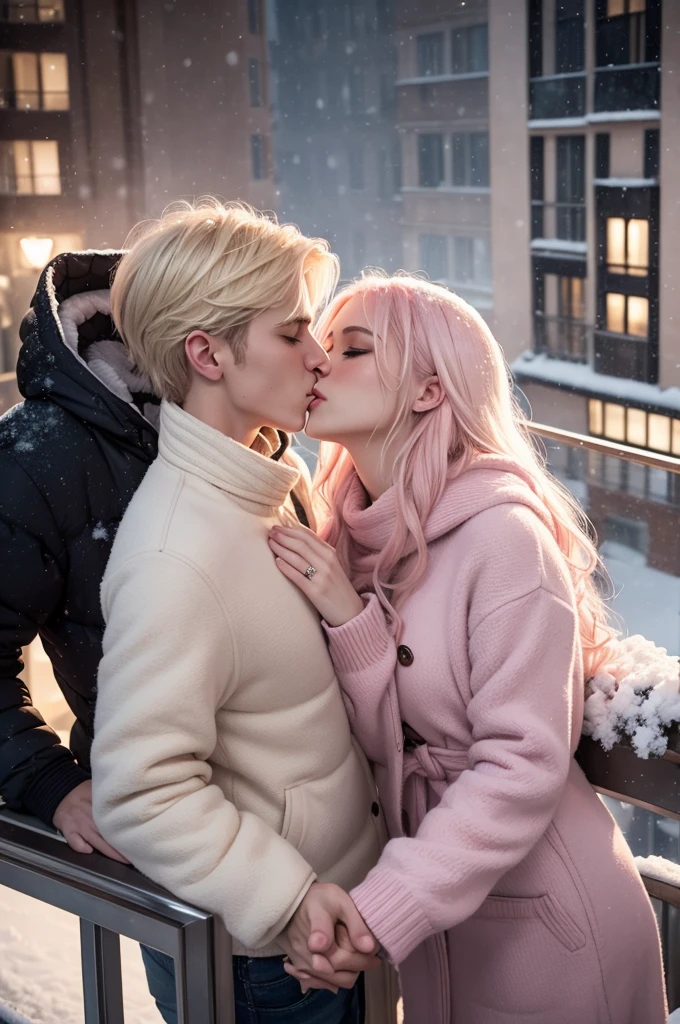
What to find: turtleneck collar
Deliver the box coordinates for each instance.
[342,454,555,558]
[158,400,300,517]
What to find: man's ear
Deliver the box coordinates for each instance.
[412,375,445,414]
[185,331,225,382]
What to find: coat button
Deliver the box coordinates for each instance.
[371,801,380,817]
[397,645,414,666]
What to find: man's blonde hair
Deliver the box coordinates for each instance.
[110,198,339,404]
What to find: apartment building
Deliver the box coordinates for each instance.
[0,0,274,410]
[270,0,401,280]
[506,0,680,573]
[395,0,493,313]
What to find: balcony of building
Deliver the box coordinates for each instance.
[396,75,488,127]
[2,424,680,1021]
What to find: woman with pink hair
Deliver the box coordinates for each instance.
[269,273,666,1024]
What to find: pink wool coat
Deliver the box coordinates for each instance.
[324,457,666,1024]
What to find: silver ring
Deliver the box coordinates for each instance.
[304,565,316,580]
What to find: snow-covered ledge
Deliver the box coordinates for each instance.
[512,350,680,413]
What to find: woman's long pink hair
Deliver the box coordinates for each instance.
[314,273,615,680]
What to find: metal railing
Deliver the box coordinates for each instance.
[528,421,680,1004]
[531,200,586,243]
[0,807,235,1023]
[533,313,589,363]
[529,72,586,121]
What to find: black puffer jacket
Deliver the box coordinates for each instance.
[0,252,160,825]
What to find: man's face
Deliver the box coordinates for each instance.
[216,305,331,434]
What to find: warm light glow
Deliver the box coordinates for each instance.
[607,0,625,13]
[40,53,69,110]
[627,295,649,337]
[20,236,53,269]
[606,292,626,333]
[607,218,625,272]
[627,219,648,275]
[626,407,647,447]
[648,413,671,453]
[589,399,603,435]
[604,403,626,442]
[672,420,680,457]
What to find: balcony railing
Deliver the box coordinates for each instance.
[0,0,64,20]
[533,313,589,363]
[531,200,586,244]
[0,89,69,111]
[0,807,235,1022]
[529,72,586,121]
[594,328,654,383]
[594,63,660,114]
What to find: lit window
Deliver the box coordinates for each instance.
[627,295,648,337]
[1,52,68,110]
[558,276,584,320]
[606,217,648,276]
[648,413,671,452]
[0,139,60,194]
[626,407,646,447]
[604,402,625,441]
[672,420,680,457]
[606,293,648,337]
[589,398,603,435]
[607,0,625,14]
[606,292,625,333]
[1,0,64,22]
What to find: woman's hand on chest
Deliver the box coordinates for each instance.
[268,524,365,627]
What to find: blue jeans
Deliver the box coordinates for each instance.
[141,944,364,1024]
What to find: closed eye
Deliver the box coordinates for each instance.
[343,347,371,358]
[282,335,300,345]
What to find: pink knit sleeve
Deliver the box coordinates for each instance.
[323,593,401,766]
[350,584,579,964]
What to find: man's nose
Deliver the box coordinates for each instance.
[304,337,331,377]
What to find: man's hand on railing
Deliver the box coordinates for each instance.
[52,780,130,863]
[277,881,380,993]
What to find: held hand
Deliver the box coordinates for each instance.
[53,780,130,863]
[268,525,364,627]
[284,923,381,993]
[277,883,378,991]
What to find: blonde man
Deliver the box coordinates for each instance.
[91,201,386,1024]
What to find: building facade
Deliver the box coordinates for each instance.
[395,0,493,314]
[506,0,680,575]
[0,0,274,410]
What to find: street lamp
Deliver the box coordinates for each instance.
[19,237,54,270]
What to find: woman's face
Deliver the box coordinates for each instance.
[305,292,403,444]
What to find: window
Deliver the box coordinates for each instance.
[556,135,585,240]
[452,131,489,188]
[451,24,488,73]
[1,0,64,22]
[0,139,60,194]
[348,148,365,190]
[599,0,648,66]
[555,0,585,73]
[454,236,491,285]
[606,218,648,276]
[558,276,585,319]
[644,128,660,178]
[420,234,448,281]
[589,399,677,455]
[251,134,266,180]
[247,0,261,34]
[595,133,610,178]
[606,292,648,336]
[248,59,262,107]
[418,133,444,188]
[0,52,69,110]
[417,33,444,77]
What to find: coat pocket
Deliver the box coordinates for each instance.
[477,893,587,953]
